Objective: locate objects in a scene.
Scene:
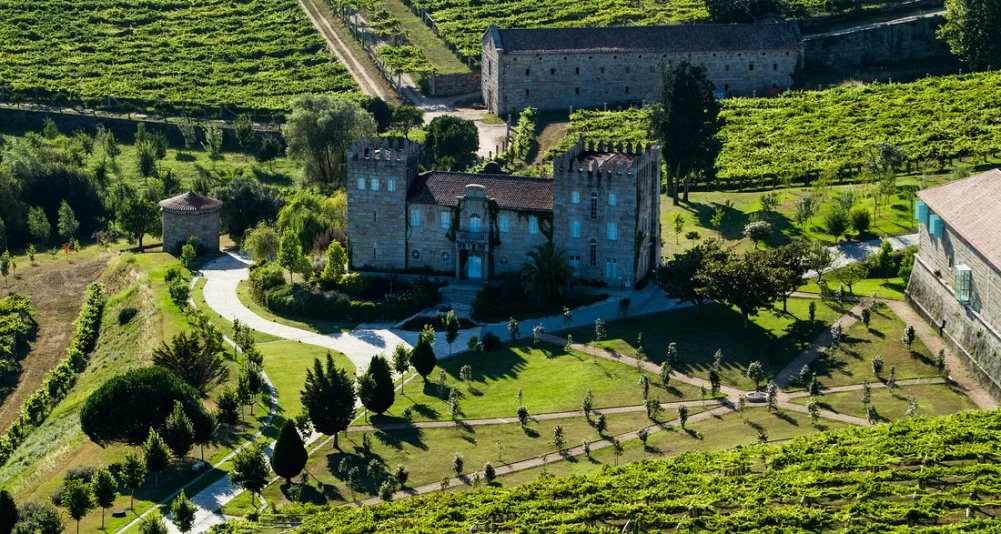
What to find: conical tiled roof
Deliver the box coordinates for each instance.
[158,191,224,213]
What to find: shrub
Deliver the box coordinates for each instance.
[118,307,138,325]
[850,207,872,235]
[481,332,502,352]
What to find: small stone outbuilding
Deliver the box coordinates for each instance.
[158,192,224,253]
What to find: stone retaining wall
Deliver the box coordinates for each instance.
[802,12,951,69]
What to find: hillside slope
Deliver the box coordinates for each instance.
[219,409,1001,532]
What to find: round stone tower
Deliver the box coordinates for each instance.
[158,191,224,253]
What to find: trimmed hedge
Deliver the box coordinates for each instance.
[0,283,104,467]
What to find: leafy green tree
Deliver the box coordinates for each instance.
[56,201,79,242]
[0,489,17,534]
[0,251,10,290]
[939,0,1001,69]
[409,325,437,382]
[12,501,62,534]
[233,113,255,158]
[138,513,169,534]
[118,198,160,252]
[825,208,850,243]
[202,126,223,160]
[746,361,764,391]
[283,95,376,187]
[391,343,410,376]
[507,317,520,342]
[520,242,574,305]
[392,105,424,139]
[217,388,241,425]
[672,212,685,244]
[836,262,868,294]
[81,367,214,445]
[653,62,723,203]
[744,220,772,248]
[657,238,727,315]
[122,452,147,509]
[230,442,270,506]
[677,405,689,428]
[320,240,347,284]
[242,222,280,262]
[444,310,460,355]
[169,491,197,534]
[705,250,779,329]
[300,352,356,448]
[424,115,479,171]
[164,400,195,458]
[213,177,285,243]
[26,206,51,244]
[850,206,872,236]
[278,228,307,283]
[795,194,817,227]
[144,429,171,487]
[768,240,810,312]
[178,119,198,153]
[136,140,158,178]
[359,355,395,415]
[271,420,308,485]
[91,467,117,530]
[62,480,93,534]
[553,425,566,451]
[153,331,231,396]
[254,133,283,170]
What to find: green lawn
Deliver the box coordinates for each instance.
[236,280,356,334]
[811,303,941,388]
[797,273,907,301]
[372,343,708,425]
[570,298,847,391]
[793,383,978,422]
[230,409,686,514]
[257,340,356,421]
[493,408,844,486]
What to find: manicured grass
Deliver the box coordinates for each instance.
[570,298,847,391]
[374,343,707,425]
[236,280,356,334]
[811,303,940,388]
[493,408,844,486]
[234,409,679,513]
[258,340,356,421]
[793,383,979,422]
[797,274,907,301]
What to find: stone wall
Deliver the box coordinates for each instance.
[802,12,951,70]
[425,72,482,97]
[162,210,221,253]
[908,257,1001,401]
[407,202,457,275]
[484,38,798,115]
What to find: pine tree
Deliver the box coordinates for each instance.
[271,420,308,485]
[57,201,80,241]
[144,429,171,487]
[164,400,195,458]
[300,352,356,449]
[444,310,460,355]
[359,355,395,414]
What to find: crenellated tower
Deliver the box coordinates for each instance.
[346,138,421,270]
[551,138,661,288]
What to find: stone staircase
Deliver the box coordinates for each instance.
[438,282,482,319]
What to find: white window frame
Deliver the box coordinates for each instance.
[440,211,451,229]
[571,191,581,204]
[410,208,422,228]
[387,179,396,192]
[608,192,617,206]
[499,214,510,233]
[370,178,380,191]
[469,214,482,233]
[606,222,618,241]
[570,219,581,239]
[357,178,366,191]
[528,216,539,235]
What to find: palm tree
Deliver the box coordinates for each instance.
[520,243,575,305]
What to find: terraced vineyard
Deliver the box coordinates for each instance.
[556,71,1001,185]
[0,0,358,117]
[243,410,1001,532]
[406,0,916,58]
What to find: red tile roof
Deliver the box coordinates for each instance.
[918,168,1001,270]
[407,172,553,212]
[158,192,224,213]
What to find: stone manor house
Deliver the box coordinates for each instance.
[346,138,662,289]
[907,169,1001,399]
[481,17,801,115]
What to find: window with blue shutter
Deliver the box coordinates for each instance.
[929,214,943,237]
[915,200,928,225]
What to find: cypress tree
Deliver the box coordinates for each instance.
[271,420,308,485]
[300,352,356,449]
[359,355,395,414]
[409,326,437,381]
[164,400,195,458]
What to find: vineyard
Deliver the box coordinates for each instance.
[243,410,1001,532]
[0,0,358,118]
[556,71,1001,186]
[405,0,914,58]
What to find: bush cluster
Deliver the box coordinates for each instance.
[472,273,605,323]
[0,283,104,467]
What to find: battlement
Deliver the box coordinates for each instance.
[347,137,422,163]
[553,137,659,176]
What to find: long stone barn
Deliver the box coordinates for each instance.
[907,169,1001,400]
[481,17,802,116]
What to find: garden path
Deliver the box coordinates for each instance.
[806,233,917,278]
[772,301,864,388]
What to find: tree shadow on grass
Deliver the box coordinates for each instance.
[409,402,441,421]
[370,427,428,451]
[295,481,344,505]
[771,410,800,426]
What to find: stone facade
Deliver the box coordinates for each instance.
[482,20,801,115]
[906,171,1001,400]
[158,192,223,253]
[346,138,661,288]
